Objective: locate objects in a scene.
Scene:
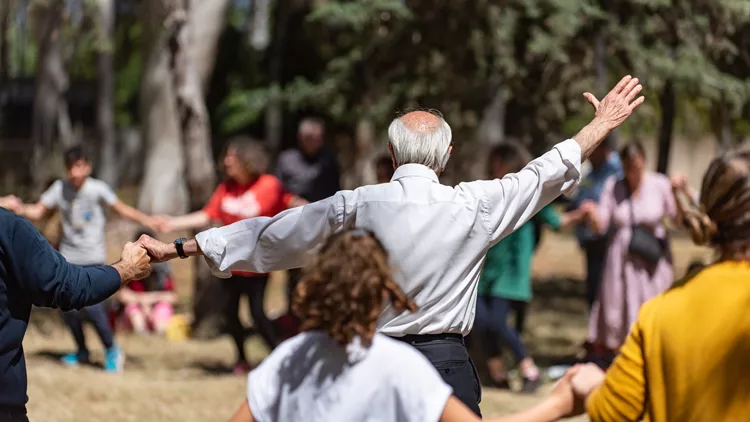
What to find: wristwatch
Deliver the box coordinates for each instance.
[174,237,188,259]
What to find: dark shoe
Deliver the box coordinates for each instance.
[232,360,252,376]
[520,376,542,394]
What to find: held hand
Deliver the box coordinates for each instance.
[117,242,152,283]
[570,362,606,399]
[584,75,645,131]
[135,234,177,263]
[548,365,584,418]
[670,174,688,191]
[0,195,22,214]
[579,200,598,218]
[150,215,174,233]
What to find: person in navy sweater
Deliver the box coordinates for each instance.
[0,208,151,422]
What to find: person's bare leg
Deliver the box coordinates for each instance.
[125,304,148,334]
[487,356,507,384]
[520,357,540,380]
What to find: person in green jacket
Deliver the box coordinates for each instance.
[475,144,586,393]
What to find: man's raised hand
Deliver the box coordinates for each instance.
[574,75,645,159]
[584,75,645,131]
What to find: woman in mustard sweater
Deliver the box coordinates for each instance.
[571,151,750,422]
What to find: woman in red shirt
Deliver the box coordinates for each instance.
[157,137,298,374]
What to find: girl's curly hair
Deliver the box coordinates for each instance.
[292,229,417,348]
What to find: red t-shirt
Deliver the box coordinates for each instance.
[203,175,292,276]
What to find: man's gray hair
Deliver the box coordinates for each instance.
[299,117,325,132]
[387,112,452,172]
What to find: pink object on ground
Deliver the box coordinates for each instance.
[152,302,174,327]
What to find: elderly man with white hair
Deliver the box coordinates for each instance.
[139,76,644,416]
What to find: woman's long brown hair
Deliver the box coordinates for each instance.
[292,229,416,348]
[680,151,750,257]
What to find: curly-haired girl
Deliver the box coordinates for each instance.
[230,229,581,422]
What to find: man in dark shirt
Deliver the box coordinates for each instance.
[0,208,151,421]
[275,118,341,203]
[275,118,341,322]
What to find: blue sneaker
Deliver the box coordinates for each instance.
[61,351,89,367]
[104,346,124,373]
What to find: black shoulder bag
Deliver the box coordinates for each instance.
[626,182,665,265]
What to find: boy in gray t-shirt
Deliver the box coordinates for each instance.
[15,147,158,372]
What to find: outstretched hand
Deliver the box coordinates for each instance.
[135,234,178,263]
[584,75,645,131]
[570,362,606,399]
[149,215,174,233]
[114,241,152,284]
[546,365,590,418]
[0,195,22,214]
[670,173,688,191]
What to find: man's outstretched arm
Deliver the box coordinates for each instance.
[476,75,644,245]
[7,213,152,311]
[137,191,354,275]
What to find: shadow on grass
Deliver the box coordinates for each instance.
[531,277,588,317]
[189,362,235,376]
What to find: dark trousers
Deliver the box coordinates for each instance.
[226,275,279,362]
[395,334,482,417]
[474,296,528,360]
[62,302,115,353]
[0,406,28,422]
[584,239,608,308]
[286,268,303,308]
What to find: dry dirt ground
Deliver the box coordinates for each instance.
[24,226,711,422]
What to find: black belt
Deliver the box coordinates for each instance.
[390,333,464,345]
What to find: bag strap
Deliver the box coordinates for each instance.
[625,180,636,228]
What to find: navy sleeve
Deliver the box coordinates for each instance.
[9,215,121,311]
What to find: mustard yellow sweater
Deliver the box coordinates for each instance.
[587,261,750,422]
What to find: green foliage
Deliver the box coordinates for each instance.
[114,20,142,127]
[7,0,750,150]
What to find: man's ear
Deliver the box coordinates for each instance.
[388,143,397,169]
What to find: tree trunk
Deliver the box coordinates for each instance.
[341,117,377,189]
[153,0,222,337]
[478,75,506,145]
[249,0,272,51]
[265,0,289,156]
[96,0,119,187]
[31,0,69,191]
[0,0,10,82]
[169,0,217,209]
[656,81,675,174]
[138,0,189,215]
[188,0,231,92]
[594,26,618,147]
[711,101,734,153]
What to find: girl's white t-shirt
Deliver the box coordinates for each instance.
[246,331,453,422]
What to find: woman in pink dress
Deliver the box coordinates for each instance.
[583,143,679,355]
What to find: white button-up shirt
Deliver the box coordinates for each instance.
[196,139,582,336]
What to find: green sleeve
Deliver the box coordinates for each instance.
[536,205,562,231]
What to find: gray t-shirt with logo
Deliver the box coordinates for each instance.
[40,178,118,265]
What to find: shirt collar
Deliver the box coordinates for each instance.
[391,164,439,183]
